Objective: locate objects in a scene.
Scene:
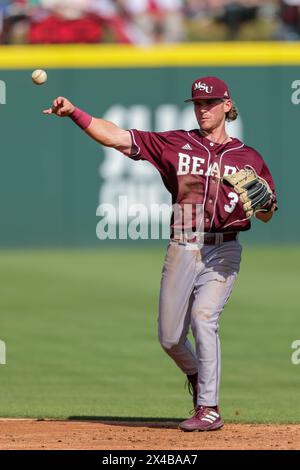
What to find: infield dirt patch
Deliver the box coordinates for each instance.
[0,420,300,450]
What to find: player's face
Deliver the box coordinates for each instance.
[193,99,231,132]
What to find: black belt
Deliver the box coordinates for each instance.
[203,232,237,245]
[172,232,238,245]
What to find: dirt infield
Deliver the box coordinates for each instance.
[0,420,300,450]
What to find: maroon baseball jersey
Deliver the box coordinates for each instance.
[126,129,277,234]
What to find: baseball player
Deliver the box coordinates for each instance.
[43,76,277,432]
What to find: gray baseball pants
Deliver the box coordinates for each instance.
[158,239,242,407]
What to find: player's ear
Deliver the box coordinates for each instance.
[224,99,232,112]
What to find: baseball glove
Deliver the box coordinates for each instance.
[222,167,274,218]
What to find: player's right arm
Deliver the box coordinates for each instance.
[43,97,133,155]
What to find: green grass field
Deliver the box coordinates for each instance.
[1,246,299,423]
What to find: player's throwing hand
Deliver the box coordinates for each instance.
[43,96,75,117]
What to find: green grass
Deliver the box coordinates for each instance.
[0,246,299,423]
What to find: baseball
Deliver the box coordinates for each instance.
[32,69,47,85]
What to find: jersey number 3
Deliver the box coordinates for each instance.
[224,192,239,213]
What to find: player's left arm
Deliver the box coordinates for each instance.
[255,159,278,223]
[255,204,276,223]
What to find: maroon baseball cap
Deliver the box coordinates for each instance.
[184,76,231,102]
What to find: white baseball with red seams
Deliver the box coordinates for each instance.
[32,69,47,85]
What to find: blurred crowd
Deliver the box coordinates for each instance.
[0,0,300,44]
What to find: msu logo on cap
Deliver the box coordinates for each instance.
[194,82,213,94]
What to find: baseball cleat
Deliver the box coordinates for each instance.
[179,406,224,432]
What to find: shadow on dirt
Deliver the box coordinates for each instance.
[68,416,182,429]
